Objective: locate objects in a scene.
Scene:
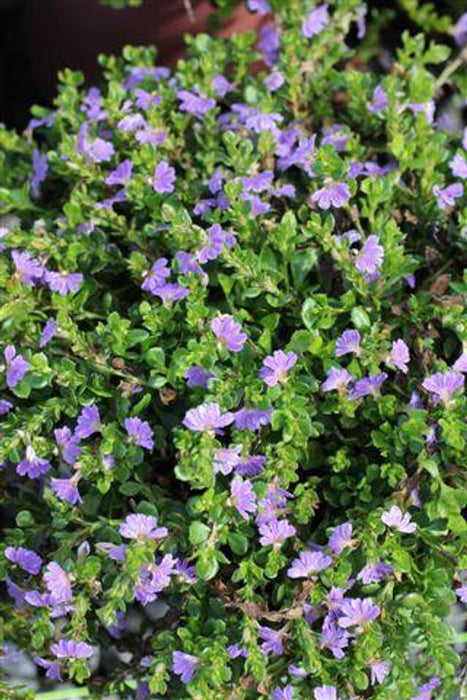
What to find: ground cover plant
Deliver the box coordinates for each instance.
[0,1,466,698]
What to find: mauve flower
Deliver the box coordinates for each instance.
[264,71,285,91]
[211,315,247,352]
[78,124,115,163]
[141,257,171,294]
[212,75,233,97]
[105,159,133,185]
[151,282,190,304]
[230,476,257,519]
[172,651,198,683]
[4,345,30,388]
[322,367,353,394]
[314,687,338,700]
[449,153,467,179]
[355,235,384,274]
[119,514,167,540]
[389,339,410,373]
[259,350,297,386]
[30,150,48,198]
[96,188,127,210]
[349,373,387,400]
[232,407,272,430]
[312,182,351,209]
[259,518,296,546]
[381,505,416,533]
[34,657,62,681]
[51,477,82,505]
[0,399,13,415]
[125,417,154,450]
[453,352,467,372]
[177,90,215,118]
[118,113,146,132]
[321,615,349,659]
[44,562,73,603]
[75,405,101,439]
[336,330,361,357]
[272,687,293,700]
[46,271,83,296]
[302,4,329,38]
[452,12,467,46]
[288,550,332,578]
[289,664,307,677]
[433,183,463,210]
[6,577,25,608]
[422,370,464,405]
[184,366,213,389]
[12,250,43,286]
[456,584,467,603]
[368,85,388,114]
[413,677,441,700]
[197,224,236,263]
[369,659,390,684]
[258,23,280,66]
[51,639,93,659]
[338,597,380,629]
[5,546,42,574]
[358,561,393,584]
[54,427,82,465]
[247,0,271,15]
[258,626,284,655]
[135,127,167,145]
[16,446,51,479]
[408,101,435,124]
[40,318,57,348]
[245,110,283,134]
[153,161,176,194]
[134,554,176,604]
[227,643,248,659]
[183,402,233,433]
[213,446,242,475]
[328,522,353,554]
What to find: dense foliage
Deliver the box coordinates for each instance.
[0,1,466,698]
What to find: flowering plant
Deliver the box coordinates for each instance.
[0,1,466,698]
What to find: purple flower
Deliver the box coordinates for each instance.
[213,446,242,475]
[6,577,25,607]
[172,651,198,684]
[247,0,271,15]
[312,182,351,209]
[349,373,387,400]
[118,113,146,132]
[449,153,467,179]
[355,235,384,274]
[328,523,353,554]
[433,183,463,210]
[46,271,83,296]
[153,161,176,194]
[54,427,81,465]
[5,546,42,574]
[272,687,293,700]
[230,476,257,519]
[259,518,296,546]
[212,75,233,97]
[78,124,115,163]
[184,366,213,389]
[413,677,441,700]
[227,643,248,659]
[16,446,51,479]
[177,90,215,118]
[388,339,410,373]
[40,318,57,348]
[125,417,154,450]
[0,399,13,415]
[358,561,393,584]
[321,615,349,659]
[408,101,435,124]
[233,407,272,430]
[198,224,236,263]
[264,71,285,91]
[51,639,93,659]
[51,477,82,505]
[245,110,283,134]
[4,345,29,388]
[258,23,280,67]
[382,505,416,533]
[369,659,390,684]
[453,353,467,373]
[236,454,266,477]
[119,514,167,540]
[452,12,467,46]
[151,282,190,304]
[141,258,171,294]
[30,150,48,198]
[105,159,133,185]
[456,584,467,603]
[336,330,361,357]
[314,687,338,700]
[258,626,284,655]
[368,85,388,114]
[134,554,176,604]
[211,315,247,352]
[287,550,332,579]
[75,405,101,439]
[338,597,380,629]
[259,350,297,386]
[44,562,73,603]
[12,250,43,286]
[322,367,353,394]
[34,657,62,681]
[422,370,464,405]
[302,4,329,38]
[183,402,233,433]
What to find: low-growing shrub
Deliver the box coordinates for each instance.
[0,1,466,698]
